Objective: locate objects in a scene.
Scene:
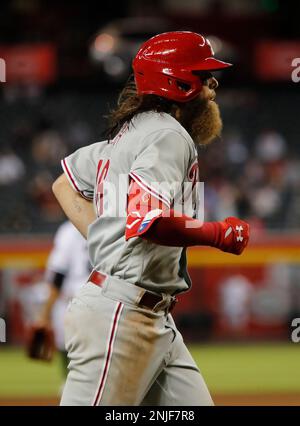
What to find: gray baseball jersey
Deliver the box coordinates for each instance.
[60,111,213,406]
[62,111,198,294]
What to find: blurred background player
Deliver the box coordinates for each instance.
[28,221,91,375]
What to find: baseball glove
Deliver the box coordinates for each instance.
[26,325,55,361]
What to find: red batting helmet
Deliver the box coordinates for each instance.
[132,31,232,102]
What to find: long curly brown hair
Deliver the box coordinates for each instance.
[105,75,178,141]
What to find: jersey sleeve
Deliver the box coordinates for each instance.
[125,180,165,240]
[126,129,193,240]
[129,129,192,208]
[61,142,102,200]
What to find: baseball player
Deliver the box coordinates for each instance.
[27,221,90,373]
[52,31,250,406]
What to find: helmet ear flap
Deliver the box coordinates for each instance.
[174,76,203,99]
[176,80,192,93]
[167,76,202,98]
[134,59,204,102]
[166,77,192,93]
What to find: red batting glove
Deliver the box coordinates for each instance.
[217,217,250,255]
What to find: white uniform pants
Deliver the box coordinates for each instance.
[60,275,213,406]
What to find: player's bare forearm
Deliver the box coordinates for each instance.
[52,173,96,238]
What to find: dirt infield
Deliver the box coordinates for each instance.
[1,393,300,406]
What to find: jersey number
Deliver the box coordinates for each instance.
[96,159,110,216]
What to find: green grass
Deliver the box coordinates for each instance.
[0,348,62,397]
[0,343,299,398]
[190,343,300,394]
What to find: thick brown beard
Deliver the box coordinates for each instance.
[178,98,223,146]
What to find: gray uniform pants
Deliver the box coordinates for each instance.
[60,275,213,406]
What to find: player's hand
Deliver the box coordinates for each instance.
[218,217,250,255]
